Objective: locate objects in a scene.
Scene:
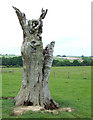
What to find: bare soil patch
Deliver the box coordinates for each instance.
[0,97,14,100]
[13,106,74,116]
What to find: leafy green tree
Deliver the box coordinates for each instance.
[81,57,92,66]
[91,59,93,66]
[81,60,89,66]
[63,60,71,66]
[73,60,80,66]
[56,55,62,57]
[81,55,84,57]
[62,55,66,57]
[52,60,59,66]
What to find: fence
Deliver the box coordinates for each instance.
[1,67,87,80]
[53,71,87,79]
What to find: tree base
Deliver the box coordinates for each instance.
[14,98,59,110]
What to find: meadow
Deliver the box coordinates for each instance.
[1,66,91,118]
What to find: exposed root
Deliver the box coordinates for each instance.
[44,99,59,110]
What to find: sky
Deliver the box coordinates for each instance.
[0,0,92,56]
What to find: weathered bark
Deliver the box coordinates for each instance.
[13,7,59,110]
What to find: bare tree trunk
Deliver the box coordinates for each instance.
[13,7,59,110]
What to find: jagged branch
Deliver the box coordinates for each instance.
[12,6,26,30]
[40,8,48,20]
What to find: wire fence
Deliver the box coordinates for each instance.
[52,71,87,79]
[1,67,88,80]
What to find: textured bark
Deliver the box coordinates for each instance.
[13,7,59,110]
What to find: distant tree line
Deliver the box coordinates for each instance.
[2,56,93,67]
[56,55,66,57]
[52,57,93,66]
[2,56,22,67]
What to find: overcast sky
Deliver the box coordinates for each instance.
[0,0,91,56]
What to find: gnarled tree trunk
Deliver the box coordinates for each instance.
[13,7,59,110]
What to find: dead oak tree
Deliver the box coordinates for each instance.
[13,6,59,110]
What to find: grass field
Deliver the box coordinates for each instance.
[1,66,91,118]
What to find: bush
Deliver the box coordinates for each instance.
[73,60,80,66]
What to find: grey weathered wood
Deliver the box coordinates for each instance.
[68,72,69,79]
[13,7,59,109]
[53,72,55,77]
[84,71,86,79]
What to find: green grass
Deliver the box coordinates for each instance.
[1,66,91,118]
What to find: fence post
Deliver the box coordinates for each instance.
[13,66,14,74]
[1,67,3,74]
[0,67,1,74]
[84,71,86,79]
[53,72,55,77]
[68,72,69,79]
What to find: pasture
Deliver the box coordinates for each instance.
[1,66,91,118]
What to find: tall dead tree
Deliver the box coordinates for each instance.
[13,7,59,110]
